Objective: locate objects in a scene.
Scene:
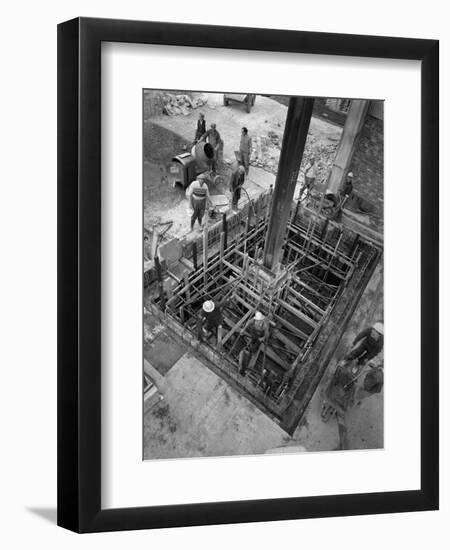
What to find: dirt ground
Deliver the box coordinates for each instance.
[143,94,342,241]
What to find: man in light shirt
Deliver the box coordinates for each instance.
[186,173,211,231]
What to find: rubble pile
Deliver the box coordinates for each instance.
[250,130,339,187]
[162,93,208,116]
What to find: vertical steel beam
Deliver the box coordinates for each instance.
[154,255,166,311]
[150,224,158,259]
[326,99,369,196]
[192,241,198,270]
[263,97,314,270]
[222,212,228,249]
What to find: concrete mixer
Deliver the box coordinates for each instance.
[167,139,224,189]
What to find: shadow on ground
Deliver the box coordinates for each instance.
[26,507,57,525]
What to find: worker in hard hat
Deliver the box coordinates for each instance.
[198,299,223,344]
[229,165,246,211]
[186,173,211,231]
[345,322,384,364]
[247,311,270,355]
[342,171,354,198]
[322,171,354,221]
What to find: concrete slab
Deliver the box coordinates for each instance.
[145,331,188,376]
[143,312,189,377]
[158,238,183,266]
[143,353,291,459]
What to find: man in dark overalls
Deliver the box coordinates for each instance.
[194,112,206,143]
[345,322,384,364]
[239,127,252,176]
[247,311,270,355]
[198,300,223,344]
[200,123,222,172]
[342,171,354,198]
[229,165,245,211]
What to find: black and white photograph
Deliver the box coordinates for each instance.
[143,90,384,459]
[0,0,445,541]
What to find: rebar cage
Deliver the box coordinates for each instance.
[148,201,380,432]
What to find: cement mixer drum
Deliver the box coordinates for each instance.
[192,141,214,160]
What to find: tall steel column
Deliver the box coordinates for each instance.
[326,99,369,196]
[263,97,314,270]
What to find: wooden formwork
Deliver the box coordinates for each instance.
[150,204,381,430]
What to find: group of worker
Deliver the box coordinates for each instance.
[302,156,355,200]
[187,112,254,231]
[194,115,222,172]
[194,113,252,176]
[188,114,384,405]
[198,298,269,356]
[199,292,383,381]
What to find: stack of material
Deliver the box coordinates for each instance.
[250,130,339,188]
[162,93,208,116]
[250,133,280,173]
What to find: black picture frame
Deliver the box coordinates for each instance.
[57,17,439,533]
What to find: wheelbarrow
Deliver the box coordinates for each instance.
[320,358,365,422]
[208,194,229,219]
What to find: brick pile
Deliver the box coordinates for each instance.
[250,130,339,187]
[161,93,207,116]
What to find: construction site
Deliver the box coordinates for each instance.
[143,92,384,458]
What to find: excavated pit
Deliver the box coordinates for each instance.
[147,201,380,434]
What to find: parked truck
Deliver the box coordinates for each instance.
[223,93,256,113]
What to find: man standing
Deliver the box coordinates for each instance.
[229,165,245,211]
[247,311,270,356]
[345,322,384,364]
[342,171,354,198]
[201,123,222,172]
[304,157,317,189]
[197,299,226,344]
[239,127,252,176]
[186,173,211,231]
[194,112,206,143]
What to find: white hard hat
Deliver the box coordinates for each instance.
[255,311,264,321]
[203,300,215,313]
[373,322,384,335]
[347,171,354,178]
